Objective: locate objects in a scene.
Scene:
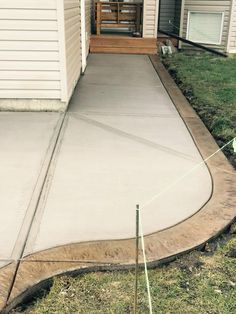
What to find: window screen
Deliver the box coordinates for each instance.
[187,12,223,45]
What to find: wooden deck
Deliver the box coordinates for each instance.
[90,35,157,54]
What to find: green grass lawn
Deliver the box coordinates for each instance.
[162,52,236,168]
[12,225,236,313]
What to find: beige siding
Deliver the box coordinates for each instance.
[0,0,61,99]
[64,0,82,101]
[143,0,158,38]
[228,0,236,52]
[182,0,232,51]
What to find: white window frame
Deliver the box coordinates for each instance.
[186,11,224,45]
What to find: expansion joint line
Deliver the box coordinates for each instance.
[5,112,67,305]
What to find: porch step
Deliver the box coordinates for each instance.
[90,35,157,54]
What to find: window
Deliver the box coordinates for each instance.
[187,12,224,45]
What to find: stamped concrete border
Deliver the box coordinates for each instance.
[2,55,236,313]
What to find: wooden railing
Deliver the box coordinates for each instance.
[95,1,143,35]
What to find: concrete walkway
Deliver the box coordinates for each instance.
[26,55,211,256]
[0,54,212,263]
[1,55,212,264]
[0,54,217,310]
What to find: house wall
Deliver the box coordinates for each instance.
[228,0,236,52]
[143,0,159,38]
[181,0,232,52]
[0,0,87,110]
[0,1,61,100]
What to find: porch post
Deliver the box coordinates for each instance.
[142,0,159,38]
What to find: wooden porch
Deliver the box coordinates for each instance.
[90,1,157,54]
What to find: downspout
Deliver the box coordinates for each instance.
[154,0,160,38]
[226,0,235,53]
[178,0,185,49]
[81,0,87,73]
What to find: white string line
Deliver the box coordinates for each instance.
[137,137,235,313]
[142,137,236,210]
[138,207,153,314]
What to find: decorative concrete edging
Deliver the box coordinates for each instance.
[2,55,236,313]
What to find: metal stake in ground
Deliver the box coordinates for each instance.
[134,204,140,314]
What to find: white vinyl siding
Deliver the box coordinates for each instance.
[182,0,232,52]
[187,11,224,44]
[143,0,158,38]
[0,1,61,99]
[0,0,85,105]
[228,0,236,52]
[64,0,82,101]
